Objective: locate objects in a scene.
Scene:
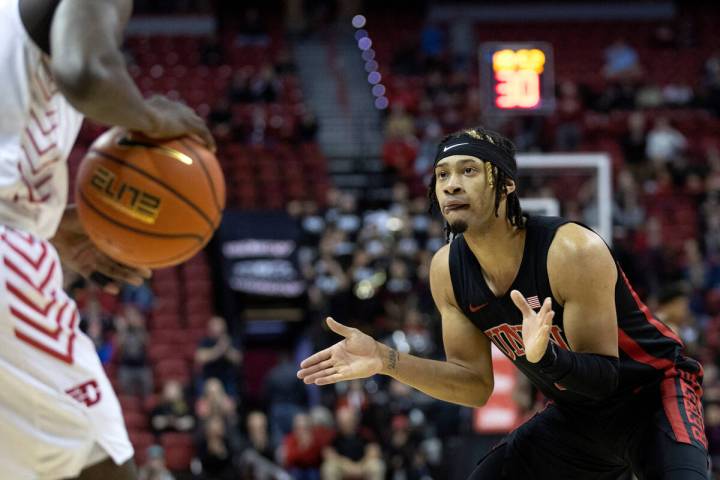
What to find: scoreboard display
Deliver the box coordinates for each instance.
[480,42,555,115]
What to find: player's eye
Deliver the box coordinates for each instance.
[464,167,477,174]
[437,171,448,180]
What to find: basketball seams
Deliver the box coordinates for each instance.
[89,148,216,230]
[78,190,205,242]
[179,138,223,225]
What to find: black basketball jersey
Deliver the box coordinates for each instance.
[448,215,703,413]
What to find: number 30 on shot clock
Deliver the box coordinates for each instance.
[480,42,555,115]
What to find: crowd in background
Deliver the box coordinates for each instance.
[60,3,720,479]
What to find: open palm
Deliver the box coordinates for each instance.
[511,290,555,363]
[297,318,383,385]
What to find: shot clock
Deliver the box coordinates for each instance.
[480,42,556,115]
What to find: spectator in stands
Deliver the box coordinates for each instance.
[655,283,700,354]
[281,412,325,480]
[384,104,415,140]
[235,7,269,46]
[195,377,237,427]
[120,282,154,315]
[250,64,281,103]
[603,38,642,80]
[645,117,687,164]
[229,68,254,103]
[414,121,444,186]
[197,415,239,480]
[87,317,113,365]
[309,406,336,446]
[200,32,224,66]
[297,110,319,143]
[613,169,645,234]
[241,411,276,461]
[150,380,195,436]
[80,290,114,333]
[620,112,648,169]
[116,304,153,397]
[138,444,175,480]
[554,81,583,151]
[705,402,720,472]
[209,98,233,126]
[264,353,309,447]
[333,192,362,236]
[420,23,446,71]
[703,51,720,116]
[274,48,298,76]
[238,411,291,479]
[195,316,242,396]
[79,289,114,364]
[320,407,385,480]
[385,414,431,480]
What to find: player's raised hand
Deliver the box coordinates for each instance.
[511,290,555,363]
[297,317,383,385]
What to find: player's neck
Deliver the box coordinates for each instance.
[464,219,526,295]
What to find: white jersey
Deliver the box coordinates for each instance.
[0,0,83,239]
[0,1,133,478]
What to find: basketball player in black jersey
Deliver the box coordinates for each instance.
[298,126,710,479]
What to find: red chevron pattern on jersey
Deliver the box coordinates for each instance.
[16,58,60,205]
[2,228,77,364]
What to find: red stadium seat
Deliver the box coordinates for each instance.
[151,313,181,330]
[118,394,143,414]
[160,432,195,471]
[148,343,180,364]
[154,358,191,385]
[128,431,155,465]
[123,411,147,431]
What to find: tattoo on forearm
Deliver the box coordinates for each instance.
[388,349,398,371]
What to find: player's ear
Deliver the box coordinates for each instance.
[505,179,516,195]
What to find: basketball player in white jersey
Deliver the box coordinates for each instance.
[0,0,214,478]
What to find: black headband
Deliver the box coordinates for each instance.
[434,135,517,180]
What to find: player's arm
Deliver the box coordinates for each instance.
[378,244,495,407]
[513,223,620,400]
[549,223,619,358]
[298,245,494,408]
[50,0,214,147]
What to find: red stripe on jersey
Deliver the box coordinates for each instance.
[38,260,56,292]
[9,300,66,339]
[1,235,47,269]
[7,282,56,316]
[617,329,675,371]
[14,330,72,364]
[21,144,60,176]
[25,127,56,157]
[29,110,58,136]
[620,269,684,346]
[660,377,691,444]
[33,174,52,190]
[3,257,53,296]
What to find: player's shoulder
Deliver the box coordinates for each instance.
[429,243,452,288]
[547,223,617,298]
[550,222,608,260]
[430,243,451,271]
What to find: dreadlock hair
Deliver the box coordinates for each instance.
[428,126,526,242]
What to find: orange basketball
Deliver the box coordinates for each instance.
[75,128,226,269]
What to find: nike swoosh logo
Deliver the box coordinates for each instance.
[469,303,488,313]
[443,143,468,152]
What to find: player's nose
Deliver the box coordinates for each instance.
[443,176,463,194]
